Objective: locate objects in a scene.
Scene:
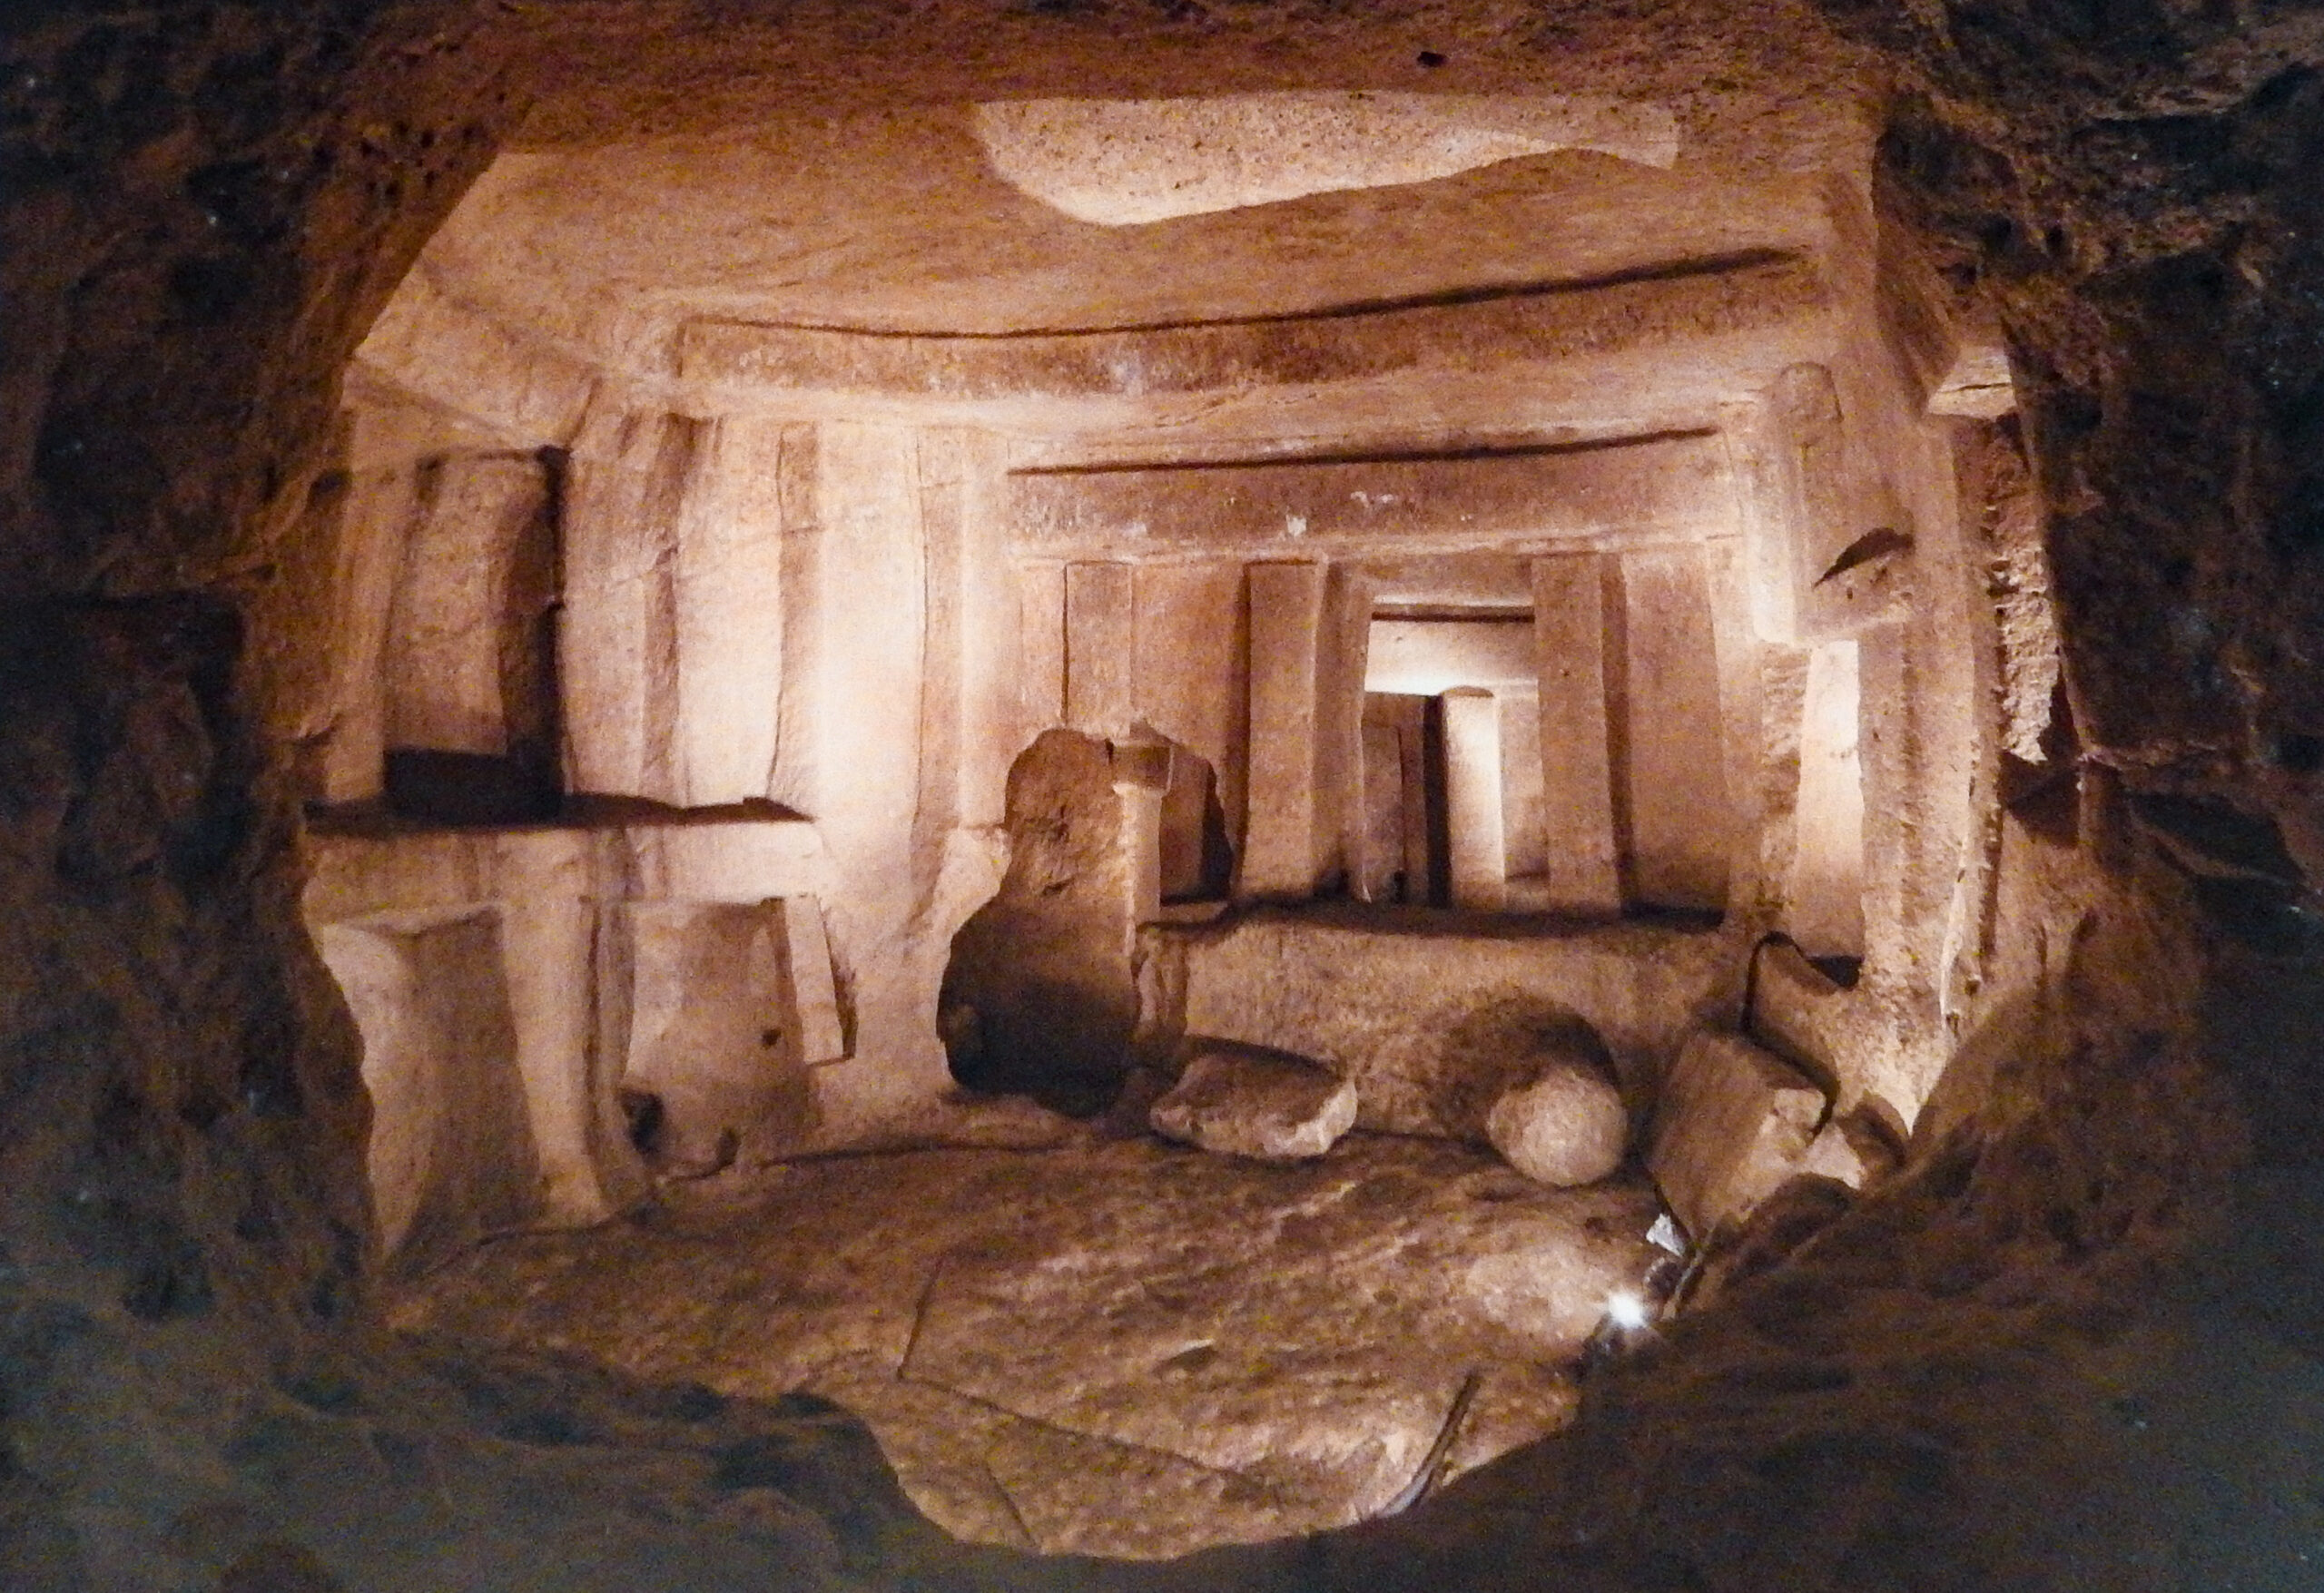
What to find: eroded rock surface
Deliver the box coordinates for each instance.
[391,1135,1662,1557]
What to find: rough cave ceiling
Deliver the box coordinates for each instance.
[408,91,1868,384]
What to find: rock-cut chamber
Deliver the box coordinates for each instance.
[273,93,2060,1555]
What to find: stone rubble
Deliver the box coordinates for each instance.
[1148,1047,1359,1161]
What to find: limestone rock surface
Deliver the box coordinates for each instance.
[1649,1028,1827,1239]
[1485,1057,1628,1187]
[1149,1047,1358,1161]
[396,1135,1662,1556]
[1168,908,1730,1140]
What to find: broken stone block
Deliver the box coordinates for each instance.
[624,900,810,1171]
[1485,1057,1628,1187]
[1746,937,1846,1089]
[1797,1108,1901,1191]
[1648,1028,1827,1240]
[1148,1047,1356,1161]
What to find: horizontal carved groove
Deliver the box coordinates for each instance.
[1011,427,1718,478]
[694,249,1800,341]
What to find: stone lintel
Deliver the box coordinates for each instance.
[678,252,1826,402]
[1007,432,1734,556]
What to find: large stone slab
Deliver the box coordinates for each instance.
[1746,936,1847,1089]
[1530,552,1624,916]
[898,1138,1662,1524]
[1167,907,1733,1139]
[1148,1048,1357,1162]
[1237,562,1327,901]
[1618,542,1734,913]
[316,911,539,1273]
[398,1136,1666,1558]
[1648,1028,1827,1239]
[683,253,1828,408]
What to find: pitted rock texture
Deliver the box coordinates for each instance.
[390,1135,1663,1558]
[1148,1047,1359,1161]
[1485,1056,1629,1187]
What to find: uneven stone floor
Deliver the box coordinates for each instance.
[389,1132,1664,1558]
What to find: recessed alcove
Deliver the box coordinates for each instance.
[273,74,2060,1560]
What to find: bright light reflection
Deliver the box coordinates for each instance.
[1604,1290,1649,1330]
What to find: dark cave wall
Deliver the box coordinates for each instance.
[0,0,517,1305]
[0,14,521,1585]
[1822,2,2324,845]
[1813,1,2324,1208]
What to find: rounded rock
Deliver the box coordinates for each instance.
[1485,1059,1628,1186]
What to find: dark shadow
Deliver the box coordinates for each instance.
[383,748,561,825]
[939,729,1139,1116]
[1159,743,1235,903]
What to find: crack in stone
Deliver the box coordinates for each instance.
[981,1455,1040,1551]
[1377,1366,1481,1517]
[895,1368,1285,1498]
[897,1254,948,1381]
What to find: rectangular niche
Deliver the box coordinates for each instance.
[382,451,563,822]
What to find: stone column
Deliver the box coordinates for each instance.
[1111,726,1173,946]
[494,830,645,1224]
[1531,553,1625,916]
[672,416,789,806]
[1066,560,1135,733]
[1238,562,1328,900]
[1442,687,1508,910]
[318,466,420,805]
[560,410,699,803]
[1788,639,1866,957]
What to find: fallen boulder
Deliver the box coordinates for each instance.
[1485,1057,1628,1187]
[1797,1107,1901,1191]
[1648,1028,1827,1239]
[1149,1047,1357,1161]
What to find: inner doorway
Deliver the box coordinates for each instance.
[1357,595,1543,910]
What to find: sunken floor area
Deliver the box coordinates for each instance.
[390,1132,1662,1559]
